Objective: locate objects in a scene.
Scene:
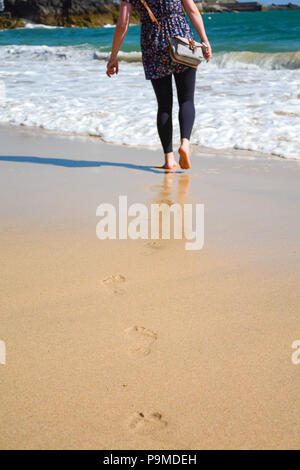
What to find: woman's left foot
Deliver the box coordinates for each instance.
[160,161,178,170]
[161,152,177,171]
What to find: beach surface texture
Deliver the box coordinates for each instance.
[0,124,300,449]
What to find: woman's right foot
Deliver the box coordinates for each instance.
[178,139,191,170]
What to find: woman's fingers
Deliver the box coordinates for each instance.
[203,46,212,62]
[106,65,115,78]
[201,42,212,62]
[106,60,119,77]
[205,52,212,62]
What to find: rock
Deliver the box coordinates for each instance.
[263,2,300,10]
[200,1,299,13]
[201,1,262,12]
[0,11,25,28]
[3,0,140,27]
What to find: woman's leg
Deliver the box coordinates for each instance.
[150,74,177,169]
[173,67,197,169]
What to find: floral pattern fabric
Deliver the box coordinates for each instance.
[121,0,195,80]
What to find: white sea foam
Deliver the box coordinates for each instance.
[0,79,5,100]
[24,22,63,29]
[0,44,299,159]
[21,22,137,30]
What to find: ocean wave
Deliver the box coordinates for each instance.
[90,49,300,70]
[94,49,300,70]
[1,45,299,70]
[213,50,300,70]
[0,45,142,63]
[93,50,142,62]
[0,45,87,62]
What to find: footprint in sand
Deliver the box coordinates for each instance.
[124,326,157,357]
[101,274,126,295]
[146,241,163,250]
[141,240,165,256]
[128,411,168,434]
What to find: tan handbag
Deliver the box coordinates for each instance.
[138,0,208,68]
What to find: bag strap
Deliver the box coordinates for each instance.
[137,0,203,51]
[138,0,162,29]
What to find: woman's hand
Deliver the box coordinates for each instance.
[106,56,119,78]
[202,41,212,62]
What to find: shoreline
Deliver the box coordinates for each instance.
[0,122,296,163]
[0,124,300,449]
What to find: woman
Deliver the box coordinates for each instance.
[106,0,212,170]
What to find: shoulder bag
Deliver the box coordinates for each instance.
[138,0,208,68]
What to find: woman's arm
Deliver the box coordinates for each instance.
[107,1,132,77]
[182,0,212,61]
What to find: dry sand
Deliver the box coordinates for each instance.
[0,124,300,449]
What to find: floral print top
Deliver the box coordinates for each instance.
[121,0,195,80]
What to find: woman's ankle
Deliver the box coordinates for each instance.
[180,138,189,147]
[165,151,175,162]
[162,152,177,169]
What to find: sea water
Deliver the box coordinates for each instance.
[0,10,299,159]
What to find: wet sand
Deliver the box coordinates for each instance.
[0,124,300,449]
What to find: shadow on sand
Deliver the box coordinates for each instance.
[0,156,184,175]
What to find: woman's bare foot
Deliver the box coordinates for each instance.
[160,152,177,171]
[178,138,191,170]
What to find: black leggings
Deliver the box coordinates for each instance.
[150,67,196,154]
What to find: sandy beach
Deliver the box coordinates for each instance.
[0,124,300,449]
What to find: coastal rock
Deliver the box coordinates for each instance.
[263,2,300,10]
[0,11,25,28]
[2,0,140,27]
[198,0,299,13]
[200,1,262,12]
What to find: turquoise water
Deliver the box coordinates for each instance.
[1,11,300,54]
